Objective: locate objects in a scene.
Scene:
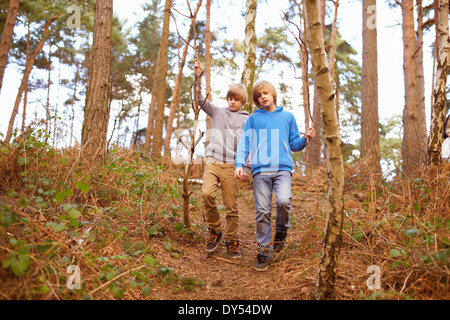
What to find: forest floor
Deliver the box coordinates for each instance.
[146,175,326,300]
[117,165,450,301]
[0,140,449,300]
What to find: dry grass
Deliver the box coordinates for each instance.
[0,131,449,300]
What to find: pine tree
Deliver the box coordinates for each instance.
[149,0,173,157]
[5,10,59,143]
[361,0,381,174]
[401,0,422,176]
[81,0,113,160]
[0,0,19,93]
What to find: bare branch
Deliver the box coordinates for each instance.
[178,136,190,150]
[194,130,205,148]
[280,10,314,126]
[171,6,192,19]
[280,53,305,80]
[171,0,203,231]
[166,9,196,51]
[281,10,308,52]
[212,45,240,68]
[168,1,203,52]
[201,92,210,109]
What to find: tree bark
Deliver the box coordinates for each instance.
[329,0,339,85]
[21,23,31,135]
[416,0,428,165]
[45,43,53,140]
[5,14,59,143]
[305,0,325,169]
[306,86,323,168]
[81,0,113,160]
[361,0,381,174]
[204,0,213,151]
[151,0,173,157]
[0,0,19,93]
[293,0,313,162]
[428,0,450,165]
[401,0,422,176]
[241,0,257,114]
[70,64,80,147]
[143,47,161,154]
[163,40,189,156]
[296,0,311,131]
[305,0,345,300]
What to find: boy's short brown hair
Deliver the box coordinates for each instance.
[227,84,247,104]
[252,80,277,107]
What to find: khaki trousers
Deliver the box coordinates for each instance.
[202,158,239,241]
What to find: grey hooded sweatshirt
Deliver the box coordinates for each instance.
[194,75,251,173]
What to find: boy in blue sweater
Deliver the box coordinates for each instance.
[235,80,315,271]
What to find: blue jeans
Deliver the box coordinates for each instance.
[253,170,292,252]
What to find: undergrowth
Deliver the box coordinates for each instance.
[275,161,449,300]
[338,160,450,299]
[0,129,204,299]
[0,129,449,300]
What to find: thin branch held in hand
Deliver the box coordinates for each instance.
[280,10,315,127]
[166,9,196,51]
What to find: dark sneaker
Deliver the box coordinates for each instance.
[226,240,241,258]
[206,228,222,253]
[255,252,272,271]
[273,230,287,252]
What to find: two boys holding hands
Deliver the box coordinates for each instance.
[194,59,315,271]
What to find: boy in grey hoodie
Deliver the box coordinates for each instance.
[194,59,250,258]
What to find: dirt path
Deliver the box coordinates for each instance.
[150,174,328,300]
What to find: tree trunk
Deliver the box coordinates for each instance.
[306,86,323,168]
[151,0,173,158]
[241,0,257,114]
[45,43,52,140]
[305,0,345,300]
[163,40,189,156]
[294,0,312,160]
[70,63,80,147]
[143,47,161,154]
[298,0,310,131]
[329,0,339,85]
[305,0,325,169]
[416,0,428,165]
[21,23,31,135]
[81,0,113,161]
[5,14,59,143]
[0,0,19,93]
[204,0,213,151]
[361,0,381,174]
[430,0,439,111]
[401,0,422,176]
[428,0,450,165]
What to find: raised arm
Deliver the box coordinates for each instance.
[193,59,218,117]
